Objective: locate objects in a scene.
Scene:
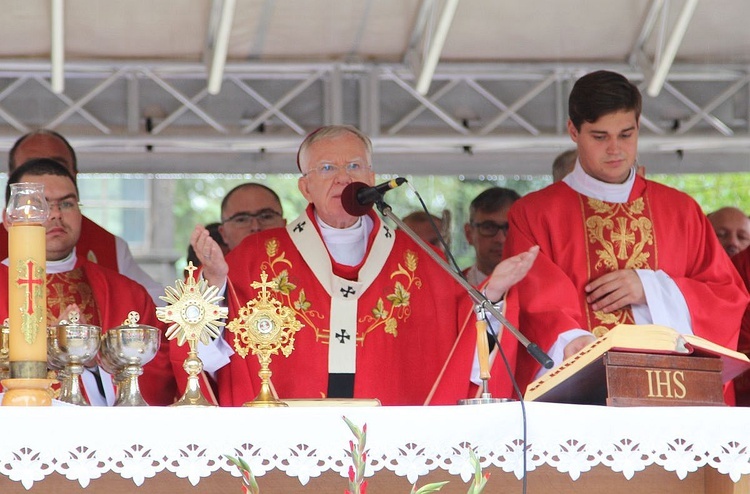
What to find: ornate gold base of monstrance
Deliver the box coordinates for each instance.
[227,271,303,408]
[157,263,228,407]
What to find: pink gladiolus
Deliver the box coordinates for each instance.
[348,465,355,481]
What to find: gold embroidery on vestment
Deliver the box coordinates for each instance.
[584,197,655,335]
[259,238,420,347]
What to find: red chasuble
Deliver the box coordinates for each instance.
[430,176,748,404]
[0,216,119,271]
[0,260,177,406]
[211,206,471,407]
[732,248,750,405]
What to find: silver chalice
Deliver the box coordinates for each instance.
[99,311,160,406]
[47,312,102,406]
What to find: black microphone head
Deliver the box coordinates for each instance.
[341,181,372,217]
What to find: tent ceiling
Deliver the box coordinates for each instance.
[0,0,749,176]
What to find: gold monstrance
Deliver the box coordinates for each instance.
[156,262,228,406]
[227,270,303,407]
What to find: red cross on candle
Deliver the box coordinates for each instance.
[17,260,43,315]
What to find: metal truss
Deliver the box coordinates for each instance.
[0,60,748,175]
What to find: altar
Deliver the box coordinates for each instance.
[0,402,748,493]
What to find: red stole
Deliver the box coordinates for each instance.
[215,206,468,406]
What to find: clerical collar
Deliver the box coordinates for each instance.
[563,160,635,203]
[316,213,373,266]
[47,251,78,274]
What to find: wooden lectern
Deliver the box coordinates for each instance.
[525,325,750,406]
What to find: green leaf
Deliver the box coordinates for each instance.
[412,481,450,493]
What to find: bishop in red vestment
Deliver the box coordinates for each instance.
[198,206,471,406]
[189,126,536,406]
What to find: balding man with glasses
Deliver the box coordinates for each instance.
[218,183,286,250]
[189,125,538,406]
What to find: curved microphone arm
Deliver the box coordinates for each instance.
[375,198,553,370]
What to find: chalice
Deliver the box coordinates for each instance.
[47,311,102,406]
[99,311,160,406]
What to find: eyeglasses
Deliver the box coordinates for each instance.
[223,209,282,227]
[302,162,371,178]
[48,199,81,213]
[470,220,509,237]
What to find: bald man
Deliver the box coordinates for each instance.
[708,207,750,257]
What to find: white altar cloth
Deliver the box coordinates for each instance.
[0,402,748,489]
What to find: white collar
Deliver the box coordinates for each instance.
[2,251,78,273]
[46,251,78,274]
[563,160,636,203]
[315,213,373,266]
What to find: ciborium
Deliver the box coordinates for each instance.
[99,311,159,406]
[156,262,228,407]
[47,311,101,406]
[228,271,303,407]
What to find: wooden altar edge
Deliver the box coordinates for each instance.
[0,464,745,494]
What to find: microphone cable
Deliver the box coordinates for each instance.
[409,180,530,493]
[483,303,529,494]
[404,181,464,277]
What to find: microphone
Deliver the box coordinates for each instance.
[341,178,407,216]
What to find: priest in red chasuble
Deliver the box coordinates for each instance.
[0,130,165,305]
[189,125,537,406]
[0,159,177,406]
[432,71,749,405]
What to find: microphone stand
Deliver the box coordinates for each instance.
[374,198,553,401]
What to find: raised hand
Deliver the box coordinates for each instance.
[484,245,540,302]
[190,224,229,289]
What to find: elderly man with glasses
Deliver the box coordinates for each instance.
[189,125,538,406]
[463,187,521,287]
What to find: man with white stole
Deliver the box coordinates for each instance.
[433,71,749,405]
[189,125,538,406]
[0,159,178,406]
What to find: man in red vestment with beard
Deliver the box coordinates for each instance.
[430,71,748,404]
[187,125,538,406]
[0,159,177,406]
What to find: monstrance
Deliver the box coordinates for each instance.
[227,270,303,407]
[156,262,228,406]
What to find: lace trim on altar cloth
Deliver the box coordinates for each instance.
[0,403,749,489]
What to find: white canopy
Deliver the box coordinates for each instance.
[0,0,748,175]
